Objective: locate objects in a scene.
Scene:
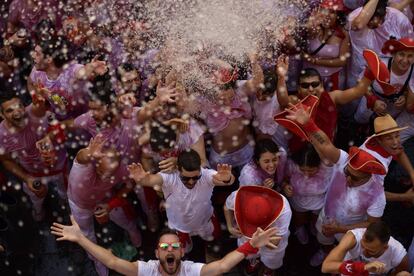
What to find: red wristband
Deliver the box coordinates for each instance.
[301,119,320,134]
[108,197,124,210]
[47,123,66,144]
[364,67,375,81]
[365,94,379,110]
[339,261,368,276]
[236,241,259,257]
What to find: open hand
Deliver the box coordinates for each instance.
[276,54,289,77]
[249,227,281,249]
[158,157,177,173]
[156,81,180,105]
[50,215,84,243]
[285,103,311,125]
[86,135,106,160]
[213,164,233,183]
[128,162,149,183]
[364,261,386,274]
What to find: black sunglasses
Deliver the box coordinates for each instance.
[180,174,202,182]
[299,81,321,89]
[343,167,368,182]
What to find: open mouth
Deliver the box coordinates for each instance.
[166,256,175,265]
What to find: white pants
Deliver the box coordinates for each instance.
[69,199,141,276]
[22,173,67,214]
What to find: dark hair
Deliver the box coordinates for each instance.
[150,122,177,153]
[88,72,115,106]
[0,91,19,111]
[365,0,388,20]
[299,68,322,83]
[291,143,321,167]
[38,36,71,68]
[156,228,179,244]
[253,139,279,163]
[261,68,278,96]
[177,149,201,172]
[364,221,391,244]
[35,19,56,43]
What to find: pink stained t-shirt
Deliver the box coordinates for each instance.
[347,7,413,86]
[303,38,342,77]
[0,105,67,175]
[238,147,287,187]
[323,150,386,226]
[29,63,88,120]
[285,159,333,211]
[67,160,130,210]
[73,107,143,164]
[251,94,281,135]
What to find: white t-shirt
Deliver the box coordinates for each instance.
[160,168,216,233]
[322,150,386,226]
[251,94,281,135]
[137,260,204,276]
[347,7,413,85]
[344,228,407,275]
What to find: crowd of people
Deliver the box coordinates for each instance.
[0,0,414,275]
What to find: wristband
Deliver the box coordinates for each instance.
[236,241,259,257]
[365,94,379,110]
[301,119,320,134]
[222,176,232,184]
[363,67,375,81]
[339,261,368,276]
[47,123,66,144]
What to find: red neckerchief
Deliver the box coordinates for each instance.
[366,138,397,160]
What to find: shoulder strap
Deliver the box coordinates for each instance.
[401,63,414,94]
[309,31,335,56]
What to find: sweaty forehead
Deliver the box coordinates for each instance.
[159,234,180,243]
[2,98,21,110]
[299,76,320,83]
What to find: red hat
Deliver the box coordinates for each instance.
[235,186,284,238]
[320,0,346,11]
[274,95,319,141]
[212,67,239,85]
[363,49,397,95]
[382,37,414,55]
[347,147,386,175]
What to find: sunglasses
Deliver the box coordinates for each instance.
[158,242,181,250]
[299,81,321,89]
[343,167,368,183]
[179,174,202,182]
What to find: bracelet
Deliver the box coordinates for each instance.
[339,261,367,276]
[301,119,320,134]
[222,176,232,184]
[236,241,259,257]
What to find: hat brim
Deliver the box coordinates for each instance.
[234,186,284,238]
[368,126,409,139]
[382,39,414,55]
[363,49,397,95]
[347,146,387,175]
[274,95,319,141]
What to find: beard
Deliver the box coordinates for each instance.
[160,255,181,275]
[10,114,28,129]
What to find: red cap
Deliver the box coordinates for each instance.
[363,49,397,95]
[235,186,284,238]
[320,0,346,11]
[274,95,319,141]
[348,147,387,175]
[382,37,414,55]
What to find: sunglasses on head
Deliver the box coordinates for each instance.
[158,242,181,250]
[180,174,202,182]
[299,81,321,89]
[343,167,368,182]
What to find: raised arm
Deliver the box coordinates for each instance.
[276,55,290,109]
[351,0,380,31]
[389,0,414,12]
[275,55,290,109]
[51,216,137,276]
[212,164,235,186]
[136,81,180,124]
[322,231,357,273]
[243,53,264,95]
[76,136,106,165]
[128,162,164,189]
[329,77,372,105]
[200,227,279,276]
[285,104,341,164]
